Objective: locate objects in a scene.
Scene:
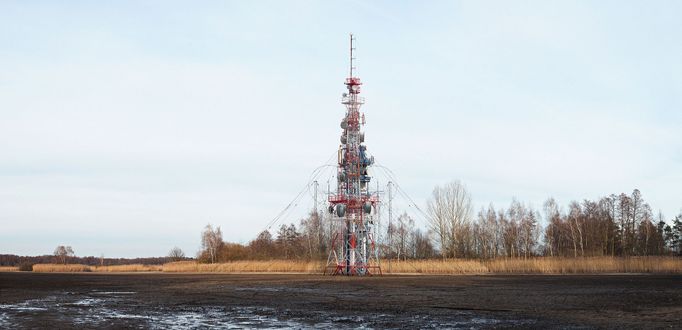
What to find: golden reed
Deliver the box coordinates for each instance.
[28,257,682,274]
[0,266,19,272]
[162,260,325,273]
[385,256,682,274]
[32,264,91,272]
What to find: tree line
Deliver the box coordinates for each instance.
[426,182,681,259]
[0,254,179,267]
[197,220,325,263]
[197,182,681,263]
[0,246,190,267]
[10,183,674,266]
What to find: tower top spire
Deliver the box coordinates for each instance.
[345,34,362,94]
[350,33,356,78]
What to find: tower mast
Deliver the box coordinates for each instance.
[326,34,381,276]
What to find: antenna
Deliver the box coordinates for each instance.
[350,33,356,78]
[345,34,362,95]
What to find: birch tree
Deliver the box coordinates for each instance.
[201,224,223,263]
[53,245,74,264]
[543,198,561,257]
[426,180,472,258]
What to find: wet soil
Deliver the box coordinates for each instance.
[1,272,680,329]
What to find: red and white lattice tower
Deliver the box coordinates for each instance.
[326,34,381,276]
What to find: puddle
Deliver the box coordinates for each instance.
[0,304,48,312]
[70,298,104,306]
[0,297,55,312]
[234,287,281,292]
[0,292,533,328]
[0,312,9,327]
[147,306,313,329]
[0,295,312,328]
[91,291,136,295]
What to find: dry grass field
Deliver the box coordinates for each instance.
[27,257,682,274]
[385,256,682,274]
[91,264,163,272]
[31,264,162,273]
[0,266,19,272]
[32,264,91,272]
[165,257,682,274]
[483,256,682,274]
[162,260,325,273]
[383,259,488,274]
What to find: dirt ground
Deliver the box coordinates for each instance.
[1,272,680,329]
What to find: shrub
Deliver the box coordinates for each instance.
[18,262,34,272]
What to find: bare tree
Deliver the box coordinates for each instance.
[167,246,185,262]
[599,195,618,256]
[299,211,325,260]
[474,208,490,258]
[427,184,450,258]
[249,230,275,259]
[635,205,655,256]
[201,224,224,263]
[487,205,503,258]
[53,245,75,264]
[426,180,473,258]
[386,220,396,258]
[617,193,633,255]
[473,204,503,258]
[394,212,414,260]
[275,223,304,259]
[568,201,584,257]
[504,201,526,258]
[629,189,645,255]
[672,214,682,254]
[520,207,539,258]
[411,228,436,259]
[505,199,537,258]
[543,198,561,257]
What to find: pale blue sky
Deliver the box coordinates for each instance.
[1,1,680,257]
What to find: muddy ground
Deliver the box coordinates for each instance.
[0,272,680,329]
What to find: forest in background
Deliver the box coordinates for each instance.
[3,184,680,267]
[195,184,682,263]
[0,254,185,267]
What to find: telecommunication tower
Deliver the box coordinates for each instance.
[326,34,381,276]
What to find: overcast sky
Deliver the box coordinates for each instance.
[1,1,681,258]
